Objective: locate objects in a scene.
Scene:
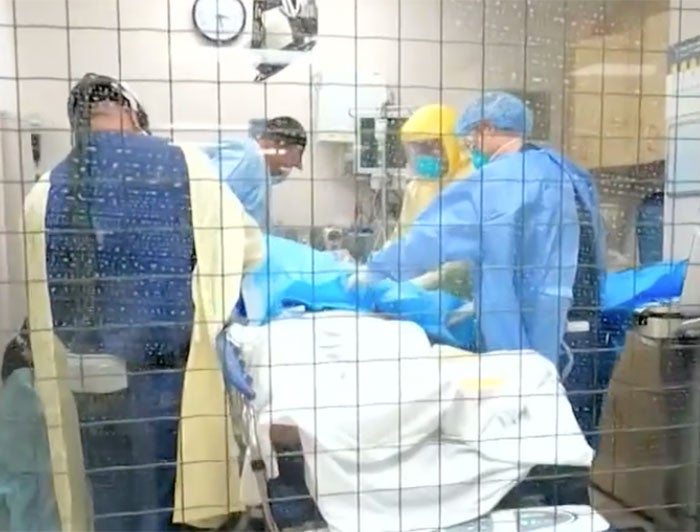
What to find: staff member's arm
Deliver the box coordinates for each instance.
[363,163,530,352]
[364,170,481,280]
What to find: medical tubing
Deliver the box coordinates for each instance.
[561,341,575,382]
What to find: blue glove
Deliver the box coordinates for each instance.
[446,301,475,327]
[216,329,255,400]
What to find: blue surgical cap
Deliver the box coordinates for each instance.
[455,91,533,137]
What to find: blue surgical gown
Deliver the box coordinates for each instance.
[46,131,195,531]
[205,137,269,227]
[365,145,605,365]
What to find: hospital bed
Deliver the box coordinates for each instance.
[224,333,613,532]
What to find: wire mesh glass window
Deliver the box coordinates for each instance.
[0,1,698,531]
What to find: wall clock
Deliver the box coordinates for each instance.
[192,0,246,44]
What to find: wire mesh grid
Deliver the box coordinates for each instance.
[0,0,697,531]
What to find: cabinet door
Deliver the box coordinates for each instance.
[566,27,667,167]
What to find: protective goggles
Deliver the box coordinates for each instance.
[403,139,443,159]
[459,138,479,155]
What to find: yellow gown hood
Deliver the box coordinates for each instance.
[394,103,473,239]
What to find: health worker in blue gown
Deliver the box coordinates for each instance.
[352,91,606,368]
[205,116,306,228]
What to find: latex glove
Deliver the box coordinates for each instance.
[331,248,355,263]
[216,329,255,400]
[346,266,378,290]
[411,261,473,299]
[446,301,475,327]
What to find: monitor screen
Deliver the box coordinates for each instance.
[385,117,407,169]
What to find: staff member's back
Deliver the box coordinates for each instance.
[24,73,262,531]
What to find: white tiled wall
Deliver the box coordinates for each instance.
[1,0,19,345]
[0,0,33,345]
[5,0,578,227]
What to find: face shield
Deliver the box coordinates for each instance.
[266,142,305,184]
[404,139,445,180]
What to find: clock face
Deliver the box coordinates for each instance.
[192,0,246,44]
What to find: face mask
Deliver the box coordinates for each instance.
[471,148,490,169]
[269,167,292,185]
[412,155,443,180]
